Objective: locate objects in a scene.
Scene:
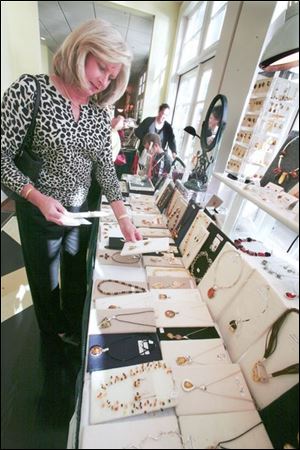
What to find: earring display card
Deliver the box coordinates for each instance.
[155,298,213,328]
[94,291,156,310]
[238,310,299,410]
[87,333,162,373]
[90,360,178,424]
[95,308,157,334]
[189,222,233,283]
[138,228,172,238]
[120,238,170,256]
[217,270,288,362]
[166,196,189,233]
[147,276,196,290]
[81,413,184,449]
[174,364,255,416]
[157,326,220,341]
[93,279,148,299]
[142,254,184,268]
[129,193,157,205]
[179,411,273,449]
[197,242,254,321]
[97,249,142,267]
[181,225,210,269]
[259,383,299,450]
[133,214,167,229]
[146,266,192,279]
[156,183,175,213]
[161,339,231,368]
[175,201,202,247]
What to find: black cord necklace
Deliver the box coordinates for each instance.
[252,308,299,383]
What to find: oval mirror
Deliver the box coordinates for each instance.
[200,94,228,153]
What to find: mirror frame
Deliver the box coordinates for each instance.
[200,94,228,153]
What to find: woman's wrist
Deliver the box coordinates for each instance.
[117,213,130,221]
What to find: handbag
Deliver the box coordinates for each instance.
[1,75,41,200]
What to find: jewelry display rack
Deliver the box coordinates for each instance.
[70,175,298,450]
[226,73,299,181]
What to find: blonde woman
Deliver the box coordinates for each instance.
[1,19,142,345]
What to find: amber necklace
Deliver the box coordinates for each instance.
[207,250,244,299]
[89,336,156,362]
[97,279,147,296]
[176,342,227,366]
[252,308,299,383]
[166,327,211,340]
[273,135,299,185]
[181,369,253,403]
[228,285,270,333]
[98,310,156,329]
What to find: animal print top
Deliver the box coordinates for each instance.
[1,74,123,206]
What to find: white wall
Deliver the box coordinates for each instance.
[1,1,42,202]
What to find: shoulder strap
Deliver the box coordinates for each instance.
[18,75,41,157]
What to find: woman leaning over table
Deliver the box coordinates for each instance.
[1,19,142,346]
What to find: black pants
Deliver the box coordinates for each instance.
[16,200,91,336]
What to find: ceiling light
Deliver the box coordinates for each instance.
[259,2,299,72]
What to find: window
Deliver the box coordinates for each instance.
[204,1,227,50]
[180,2,207,69]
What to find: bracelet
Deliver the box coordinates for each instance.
[24,187,34,200]
[117,214,129,221]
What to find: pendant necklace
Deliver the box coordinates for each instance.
[272,135,299,185]
[98,310,156,330]
[89,335,156,362]
[123,430,187,449]
[228,284,270,333]
[207,250,244,299]
[176,342,227,366]
[252,308,299,383]
[166,327,212,340]
[97,279,147,296]
[181,369,253,403]
[205,421,263,449]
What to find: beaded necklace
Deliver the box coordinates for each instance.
[272,135,299,185]
[252,308,299,383]
[97,279,147,296]
[234,237,271,257]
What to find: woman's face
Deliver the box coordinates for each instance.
[84,54,122,95]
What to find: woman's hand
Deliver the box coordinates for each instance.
[118,217,143,242]
[28,190,67,225]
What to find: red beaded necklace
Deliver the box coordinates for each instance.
[272,135,299,185]
[234,237,271,257]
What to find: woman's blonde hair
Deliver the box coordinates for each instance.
[52,19,132,106]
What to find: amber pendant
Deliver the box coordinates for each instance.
[165,309,177,318]
[278,171,288,185]
[99,317,112,328]
[207,286,217,299]
[229,319,238,332]
[252,360,270,383]
[176,355,191,366]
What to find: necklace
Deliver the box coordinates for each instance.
[98,310,156,330]
[234,237,271,257]
[204,421,263,449]
[252,308,299,383]
[181,369,253,403]
[207,250,244,299]
[166,327,212,340]
[272,135,299,185]
[89,336,156,362]
[176,342,227,366]
[228,285,270,333]
[190,251,213,282]
[99,252,141,265]
[123,430,187,449]
[97,279,147,296]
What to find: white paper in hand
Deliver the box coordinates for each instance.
[120,238,169,256]
[60,215,91,226]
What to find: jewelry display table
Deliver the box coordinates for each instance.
[213,172,299,235]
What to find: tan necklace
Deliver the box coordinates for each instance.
[98,310,156,329]
[176,342,227,366]
[207,250,243,299]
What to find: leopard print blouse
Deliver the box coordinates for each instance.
[1,74,123,206]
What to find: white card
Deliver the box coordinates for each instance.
[121,238,170,256]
